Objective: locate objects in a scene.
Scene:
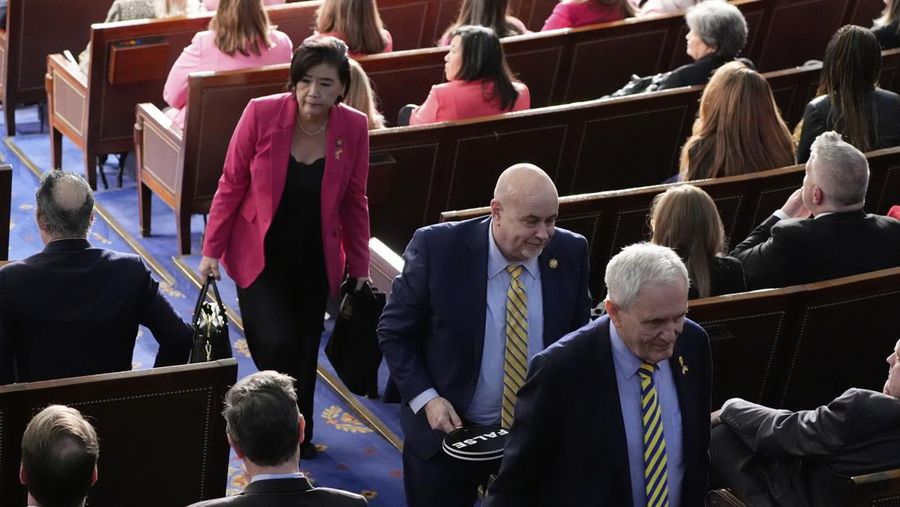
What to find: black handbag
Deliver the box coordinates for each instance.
[188,276,232,363]
[325,280,386,397]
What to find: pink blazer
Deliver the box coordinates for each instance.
[889,205,900,220]
[202,94,371,297]
[541,0,626,30]
[409,80,531,125]
[202,0,285,10]
[163,29,294,129]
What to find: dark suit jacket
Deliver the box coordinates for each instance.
[377,217,591,459]
[796,89,900,163]
[187,477,367,506]
[483,316,712,507]
[714,389,900,506]
[688,255,746,299]
[874,22,900,50]
[657,55,735,91]
[730,210,900,290]
[0,239,192,383]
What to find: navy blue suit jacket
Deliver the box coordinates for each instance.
[377,217,591,458]
[0,239,193,383]
[484,316,712,507]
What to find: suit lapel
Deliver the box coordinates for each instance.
[320,105,349,225]
[596,317,633,498]
[538,240,563,347]
[466,218,490,369]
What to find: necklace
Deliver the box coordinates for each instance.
[297,119,328,136]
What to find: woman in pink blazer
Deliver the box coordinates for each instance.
[199,37,370,456]
[408,25,530,125]
[163,0,293,130]
[540,0,632,30]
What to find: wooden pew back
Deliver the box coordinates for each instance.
[0,0,112,135]
[690,267,900,409]
[0,360,237,506]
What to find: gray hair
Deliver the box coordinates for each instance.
[808,131,869,207]
[604,243,689,309]
[685,0,748,58]
[223,371,301,467]
[35,171,94,239]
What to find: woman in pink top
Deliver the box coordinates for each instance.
[408,25,530,125]
[314,0,392,57]
[541,0,633,30]
[437,0,530,46]
[163,0,294,129]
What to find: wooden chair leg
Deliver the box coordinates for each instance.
[116,151,128,188]
[50,127,63,170]
[177,208,192,255]
[5,104,15,137]
[97,154,109,190]
[138,182,152,237]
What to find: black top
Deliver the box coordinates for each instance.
[265,156,326,274]
[874,22,900,50]
[689,255,747,299]
[657,54,733,91]
[796,88,900,163]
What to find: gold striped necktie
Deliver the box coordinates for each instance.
[638,362,670,507]
[501,264,528,429]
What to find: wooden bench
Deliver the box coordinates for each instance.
[708,467,900,506]
[369,237,403,298]
[0,164,10,261]
[134,65,290,254]
[689,266,900,410]
[0,0,112,136]
[0,359,237,506]
[46,3,319,190]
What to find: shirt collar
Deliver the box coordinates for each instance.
[487,219,539,280]
[250,472,305,483]
[610,319,644,381]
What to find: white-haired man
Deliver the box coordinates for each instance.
[484,243,712,507]
[731,130,900,290]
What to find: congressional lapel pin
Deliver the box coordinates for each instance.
[548,258,559,269]
[335,139,344,160]
[679,355,689,375]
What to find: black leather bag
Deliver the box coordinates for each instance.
[188,276,232,363]
[325,280,386,397]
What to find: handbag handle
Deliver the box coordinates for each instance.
[192,275,226,324]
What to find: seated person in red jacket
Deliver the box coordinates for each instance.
[541,0,633,31]
[406,25,530,126]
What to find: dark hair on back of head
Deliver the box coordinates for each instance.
[819,25,882,152]
[288,36,351,101]
[452,25,519,111]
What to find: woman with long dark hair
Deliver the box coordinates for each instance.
[796,25,900,162]
[438,0,529,46]
[680,61,795,181]
[198,37,371,458]
[408,25,530,125]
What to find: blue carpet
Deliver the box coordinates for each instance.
[5,105,405,505]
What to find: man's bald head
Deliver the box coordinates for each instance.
[804,131,869,213]
[490,164,559,262]
[35,171,94,240]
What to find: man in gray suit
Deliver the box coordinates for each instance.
[188,371,367,507]
[710,338,900,506]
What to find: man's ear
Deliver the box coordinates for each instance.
[605,300,620,325]
[19,464,26,486]
[812,186,824,206]
[90,465,98,486]
[226,433,245,459]
[490,199,502,220]
[298,414,306,445]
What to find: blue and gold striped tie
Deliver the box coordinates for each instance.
[501,265,527,429]
[638,362,670,507]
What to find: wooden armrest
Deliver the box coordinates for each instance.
[369,237,403,296]
[47,53,87,89]
[135,102,181,143]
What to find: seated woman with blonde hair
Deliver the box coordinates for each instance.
[679,61,795,181]
[346,58,386,129]
[163,0,293,130]
[313,0,392,57]
[406,25,530,125]
[650,184,746,299]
